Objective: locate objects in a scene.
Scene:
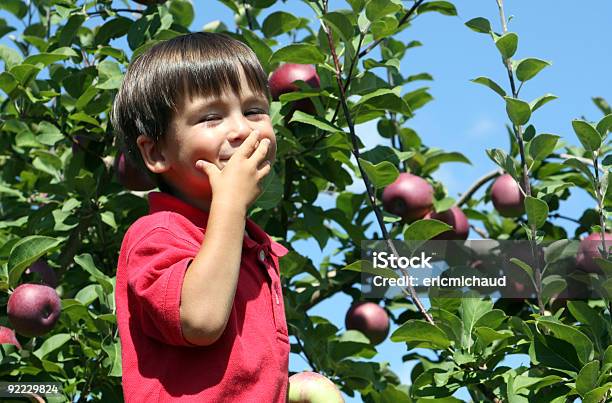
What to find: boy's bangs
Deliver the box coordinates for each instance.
[178,58,269,105]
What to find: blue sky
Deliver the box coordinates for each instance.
[3,0,611,401]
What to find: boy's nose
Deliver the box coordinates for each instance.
[226,114,253,143]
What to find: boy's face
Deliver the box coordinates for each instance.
[143,68,276,208]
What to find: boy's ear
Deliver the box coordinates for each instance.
[136,134,170,174]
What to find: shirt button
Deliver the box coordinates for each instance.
[258,249,266,262]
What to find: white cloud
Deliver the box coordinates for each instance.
[467,117,497,139]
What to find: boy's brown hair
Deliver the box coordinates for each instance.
[111,32,271,189]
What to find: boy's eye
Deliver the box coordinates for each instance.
[245,109,268,116]
[200,115,221,122]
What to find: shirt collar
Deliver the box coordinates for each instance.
[148,192,289,258]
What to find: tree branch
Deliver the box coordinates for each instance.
[455,169,503,207]
[497,0,544,315]
[321,0,433,325]
[358,0,426,59]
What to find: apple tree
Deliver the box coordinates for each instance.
[0,0,611,402]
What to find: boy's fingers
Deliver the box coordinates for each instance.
[251,138,270,163]
[236,130,260,158]
[195,159,220,176]
[257,160,271,178]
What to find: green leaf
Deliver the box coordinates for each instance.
[289,111,343,133]
[341,259,400,279]
[474,327,513,345]
[595,113,612,137]
[0,71,17,95]
[486,148,518,177]
[355,88,413,116]
[391,320,450,349]
[168,0,194,27]
[576,360,600,397]
[566,301,606,343]
[459,298,493,351]
[516,58,550,82]
[371,16,399,40]
[433,197,455,213]
[572,119,602,152]
[95,17,133,45]
[525,197,548,229]
[593,97,611,115]
[0,44,23,69]
[422,152,471,174]
[403,219,452,241]
[510,257,534,280]
[505,97,531,126]
[529,134,559,161]
[584,385,612,403]
[262,11,301,37]
[74,254,114,293]
[254,169,283,210]
[34,334,71,360]
[465,17,492,34]
[495,32,518,60]
[8,236,63,288]
[241,29,272,72]
[321,12,354,44]
[75,284,100,306]
[470,76,507,98]
[269,43,325,64]
[0,0,28,18]
[102,341,122,377]
[365,0,402,21]
[530,94,557,112]
[23,47,78,67]
[564,158,595,183]
[36,121,64,146]
[359,158,399,189]
[417,1,457,16]
[537,316,594,365]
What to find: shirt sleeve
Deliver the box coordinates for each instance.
[126,228,200,346]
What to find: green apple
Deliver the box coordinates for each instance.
[288,371,344,403]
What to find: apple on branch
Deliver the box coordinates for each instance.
[269,64,320,116]
[0,326,21,349]
[344,302,390,345]
[576,232,612,273]
[491,174,525,217]
[288,371,344,403]
[382,173,434,222]
[425,205,469,240]
[8,284,62,337]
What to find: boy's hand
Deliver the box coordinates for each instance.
[195,130,271,210]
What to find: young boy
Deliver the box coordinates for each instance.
[111,32,290,401]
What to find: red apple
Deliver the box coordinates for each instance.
[269,64,320,114]
[25,260,58,288]
[576,232,612,273]
[382,173,433,222]
[491,174,524,217]
[425,206,469,240]
[288,371,344,403]
[0,326,21,349]
[114,152,156,191]
[345,302,389,345]
[7,284,62,337]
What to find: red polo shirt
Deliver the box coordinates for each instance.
[116,192,290,402]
